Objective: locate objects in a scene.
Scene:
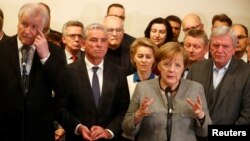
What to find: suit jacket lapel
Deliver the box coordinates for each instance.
[214,58,239,109]
[202,60,214,97]
[98,60,113,112]
[8,36,22,81]
[79,59,99,111]
[28,51,41,87]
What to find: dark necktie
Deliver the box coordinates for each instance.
[92,67,100,106]
[21,46,30,74]
[21,46,31,95]
[71,55,78,62]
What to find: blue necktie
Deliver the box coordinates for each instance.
[92,67,100,106]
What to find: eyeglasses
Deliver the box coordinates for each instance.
[66,34,83,39]
[106,28,124,34]
[237,35,248,40]
[183,24,202,32]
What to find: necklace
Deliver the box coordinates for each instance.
[159,77,180,93]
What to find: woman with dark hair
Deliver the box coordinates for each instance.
[144,17,173,47]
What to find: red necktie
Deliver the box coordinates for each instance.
[71,55,78,62]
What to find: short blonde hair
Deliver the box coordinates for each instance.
[155,42,189,68]
[130,37,158,67]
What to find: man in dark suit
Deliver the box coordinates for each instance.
[187,26,250,124]
[62,20,85,64]
[103,15,136,76]
[0,3,66,141]
[0,8,9,42]
[53,20,86,141]
[56,23,130,141]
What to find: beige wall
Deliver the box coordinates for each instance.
[1,0,250,41]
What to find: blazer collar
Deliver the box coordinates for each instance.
[214,57,239,109]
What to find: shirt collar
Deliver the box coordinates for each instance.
[133,71,156,82]
[241,52,248,63]
[17,37,36,51]
[84,56,104,71]
[213,58,231,71]
[65,49,80,60]
[0,31,4,40]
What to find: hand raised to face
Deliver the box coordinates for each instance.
[34,28,50,59]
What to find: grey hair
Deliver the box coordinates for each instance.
[83,23,108,39]
[210,25,237,48]
[62,20,84,36]
[18,3,49,28]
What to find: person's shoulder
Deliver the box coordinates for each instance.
[233,58,250,73]
[48,41,64,56]
[104,59,124,72]
[124,33,135,39]
[1,33,10,41]
[134,78,159,93]
[190,59,212,69]
[121,33,135,51]
[138,78,158,86]
[0,35,17,48]
[182,78,201,85]
[127,73,134,79]
[50,29,62,36]
[235,57,250,66]
[67,59,84,71]
[123,33,135,43]
[181,78,203,88]
[48,40,61,48]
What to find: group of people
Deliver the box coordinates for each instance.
[0,2,250,141]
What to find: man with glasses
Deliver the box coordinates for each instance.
[103,15,136,75]
[106,3,135,44]
[182,13,209,60]
[182,13,204,34]
[62,20,85,64]
[231,24,249,62]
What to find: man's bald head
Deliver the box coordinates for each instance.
[103,16,124,29]
[182,13,203,33]
[103,16,124,49]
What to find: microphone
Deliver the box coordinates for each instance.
[165,87,173,114]
[21,45,30,95]
[21,45,30,67]
[165,87,173,141]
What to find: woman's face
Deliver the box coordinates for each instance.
[158,53,184,88]
[133,46,155,72]
[150,23,167,47]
